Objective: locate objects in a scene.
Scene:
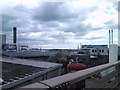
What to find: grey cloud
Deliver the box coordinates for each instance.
[21,37,56,46]
[2,5,33,43]
[105,20,118,29]
[115,2,119,12]
[84,37,104,40]
[63,22,91,37]
[18,38,53,45]
[66,23,87,32]
[42,21,60,28]
[2,4,32,32]
[17,31,70,46]
[78,6,97,21]
[2,14,17,32]
[14,5,30,12]
[33,2,78,22]
[50,32,69,44]
[2,1,116,48]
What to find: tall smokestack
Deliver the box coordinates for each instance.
[13,27,17,44]
[109,30,110,45]
[111,29,113,44]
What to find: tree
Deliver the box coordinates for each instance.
[48,52,68,64]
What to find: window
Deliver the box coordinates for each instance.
[102,50,104,52]
[99,50,101,52]
[95,50,96,52]
[92,50,94,52]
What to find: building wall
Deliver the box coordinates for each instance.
[109,44,118,63]
[0,34,6,45]
[81,45,108,56]
[0,34,6,51]
[90,48,108,56]
[78,49,90,54]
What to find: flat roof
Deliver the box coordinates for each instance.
[0,57,62,68]
[1,61,43,81]
[82,45,108,48]
[0,57,62,84]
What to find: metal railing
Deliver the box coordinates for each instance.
[22,61,120,89]
[1,65,62,89]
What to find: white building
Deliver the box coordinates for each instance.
[81,45,108,56]
[90,47,108,56]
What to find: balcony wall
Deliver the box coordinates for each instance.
[21,61,120,89]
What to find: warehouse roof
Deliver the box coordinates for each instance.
[0,57,62,68]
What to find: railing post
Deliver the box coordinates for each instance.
[74,79,85,89]
[115,63,120,87]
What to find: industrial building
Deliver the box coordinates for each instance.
[2,27,75,58]
[80,45,108,56]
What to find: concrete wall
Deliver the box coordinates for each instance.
[109,44,118,63]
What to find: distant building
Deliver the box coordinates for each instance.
[81,45,108,48]
[18,45,29,51]
[0,34,6,51]
[81,45,108,56]
[78,48,90,55]
[0,34,6,45]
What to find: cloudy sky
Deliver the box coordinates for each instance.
[1,0,119,49]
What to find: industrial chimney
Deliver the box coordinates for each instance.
[13,27,17,44]
[109,29,113,45]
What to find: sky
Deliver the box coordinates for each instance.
[1,0,119,49]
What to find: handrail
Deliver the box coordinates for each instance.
[40,61,120,87]
[22,61,120,89]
